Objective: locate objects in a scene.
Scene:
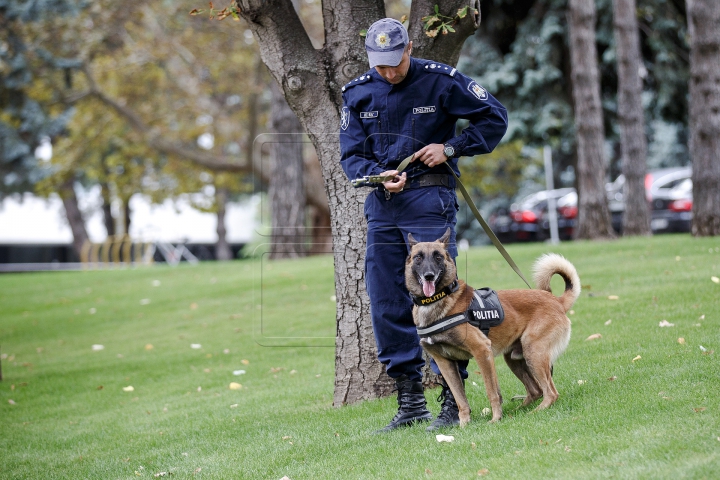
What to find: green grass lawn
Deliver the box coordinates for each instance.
[1,234,719,479]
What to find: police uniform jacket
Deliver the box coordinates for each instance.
[339,57,508,183]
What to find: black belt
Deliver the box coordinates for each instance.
[377,174,452,194]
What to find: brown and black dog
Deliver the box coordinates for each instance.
[405,228,581,426]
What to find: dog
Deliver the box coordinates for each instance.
[405,228,581,426]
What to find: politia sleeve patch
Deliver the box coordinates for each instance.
[468,81,488,101]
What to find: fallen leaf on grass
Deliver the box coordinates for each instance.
[282,436,291,440]
[608,376,617,381]
[608,295,619,300]
[693,407,707,413]
[153,472,167,477]
[481,407,491,416]
[194,468,201,475]
[585,333,602,341]
[8,399,16,405]
[699,345,707,352]
[699,314,705,320]
[436,434,454,443]
[270,367,284,373]
[230,404,238,408]
[190,303,198,310]
[711,276,719,284]
[97,385,104,390]
[140,299,151,305]
[241,359,250,365]
[191,344,201,349]
[425,468,432,474]
[233,370,246,376]
[577,380,586,385]
[632,355,641,362]
[478,469,489,476]
[229,382,242,390]
[92,344,105,351]
[605,319,612,325]
[145,344,154,350]
[659,320,675,327]
[678,338,686,344]
[123,386,134,392]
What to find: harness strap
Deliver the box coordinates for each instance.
[416,313,468,338]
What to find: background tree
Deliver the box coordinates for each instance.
[613,0,651,236]
[268,81,306,259]
[687,0,720,236]
[568,0,615,239]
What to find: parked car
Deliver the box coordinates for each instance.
[607,167,692,233]
[492,188,576,242]
[538,189,577,241]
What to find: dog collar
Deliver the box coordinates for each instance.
[411,280,459,306]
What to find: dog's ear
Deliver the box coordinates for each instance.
[437,227,452,246]
[407,232,418,247]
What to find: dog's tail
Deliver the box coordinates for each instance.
[533,254,581,312]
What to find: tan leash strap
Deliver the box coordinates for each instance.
[446,165,532,289]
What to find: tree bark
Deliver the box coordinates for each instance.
[238,0,479,405]
[58,177,89,261]
[687,0,720,236]
[269,81,306,259]
[100,181,116,237]
[215,187,233,261]
[613,0,651,236]
[568,0,615,239]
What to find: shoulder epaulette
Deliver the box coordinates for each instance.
[423,62,457,77]
[342,74,373,92]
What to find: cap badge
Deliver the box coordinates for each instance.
[375,32,390,49]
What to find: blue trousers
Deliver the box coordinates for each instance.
[364,185,469,382]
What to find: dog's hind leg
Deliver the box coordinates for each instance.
[522,350,559,411]
[503,352,542,407]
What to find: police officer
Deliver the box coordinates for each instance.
[339,18,508,432]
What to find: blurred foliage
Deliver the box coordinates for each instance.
[459,0,690,182]
[0,0,83,196]
[3,0,267,227]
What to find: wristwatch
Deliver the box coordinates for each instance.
[443,143,455,159]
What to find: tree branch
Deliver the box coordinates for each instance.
[408,0,480,66]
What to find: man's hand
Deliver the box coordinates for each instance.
[381,170,406,193]
[414,143,449,168]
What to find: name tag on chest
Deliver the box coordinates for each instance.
[360,111,378,118]
[413,106,436,114]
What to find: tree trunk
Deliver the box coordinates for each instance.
[238,0,479,405]
[687,0,720,236]
[122,198,131,236]
[58,177,89,260]
[215,187,233,261]
[269,81,306,259]
[568,0,616,239]
[613,0,651,236]
[100,181,116,237]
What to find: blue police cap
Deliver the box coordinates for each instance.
[365,18,409,68]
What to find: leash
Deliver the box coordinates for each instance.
[351,154,532,289]
[445,163,532,289]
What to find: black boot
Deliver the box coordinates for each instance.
[426,381,462,431]
[375,375,432,433]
